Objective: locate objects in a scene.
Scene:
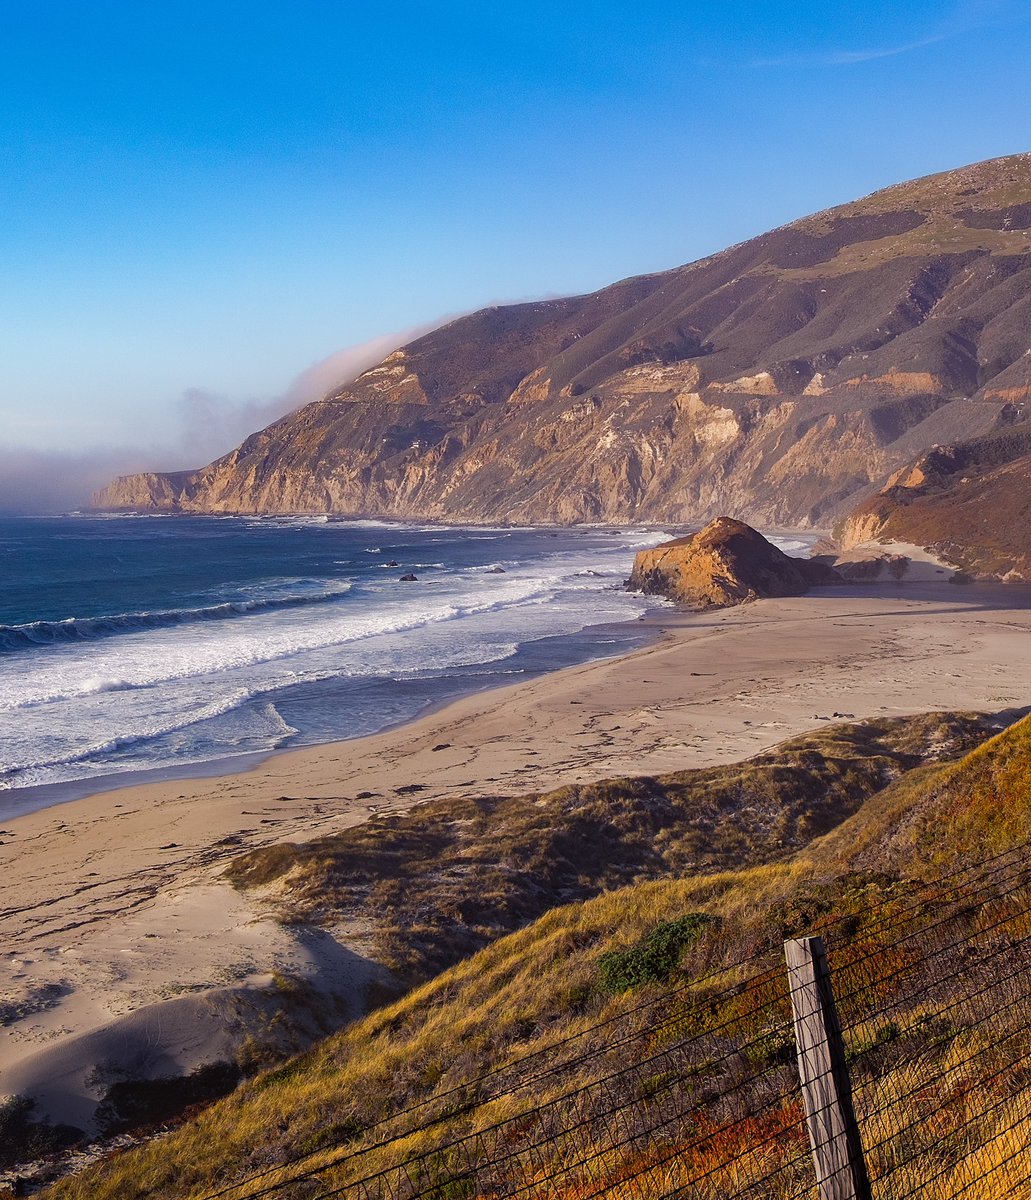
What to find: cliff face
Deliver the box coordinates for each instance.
[837,426,1031,580]
[627,516,839,608]
[95,154,1031,525]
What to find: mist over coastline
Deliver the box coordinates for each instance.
[0,447,154,515]
[0,322,442,514]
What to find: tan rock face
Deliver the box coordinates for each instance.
[708,371,779,396]
[836,427,1031,580]
[844,370,944,394]
[509,365,553,405]
[349,351,429,405]
[93,153,1031,525]
[626,517,840,608]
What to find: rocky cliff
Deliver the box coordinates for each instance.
[627,516,839,607]
[95,153,1031,526]
[837,425,1031,580]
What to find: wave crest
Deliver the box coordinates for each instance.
[0,584,354,652]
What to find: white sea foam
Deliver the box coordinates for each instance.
[0,581,354,651]
[0,525,662,792]
[768,535,820,556]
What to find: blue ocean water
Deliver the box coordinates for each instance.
[0,514,684,806]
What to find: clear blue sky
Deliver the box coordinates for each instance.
[2,0,1030,470]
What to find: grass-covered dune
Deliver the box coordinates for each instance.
[224,713,995,984]
[42,711,1031,1199]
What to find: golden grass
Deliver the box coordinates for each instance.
[43,716,1031,1200]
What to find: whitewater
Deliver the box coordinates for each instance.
[1,515,691,801]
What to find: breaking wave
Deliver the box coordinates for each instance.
[0,583,354,652]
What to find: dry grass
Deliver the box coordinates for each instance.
[794,152,1031,231]
[226,713,993,983]
[781,221,1031,280]
[42,715,1031,1200]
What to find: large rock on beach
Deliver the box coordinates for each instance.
[628,517,840,608]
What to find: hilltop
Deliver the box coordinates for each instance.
[95,154,1031,529]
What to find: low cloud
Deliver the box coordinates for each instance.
[0,320,446,515]
[752,34,949,68]
[0,447,156,515]
[172,323,444,467]
[750,0,1025,69]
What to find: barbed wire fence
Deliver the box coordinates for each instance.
[170,838,1031,1200]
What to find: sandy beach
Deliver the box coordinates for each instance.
[3,581,1031,1129]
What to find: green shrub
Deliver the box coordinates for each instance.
[598,914,717,993]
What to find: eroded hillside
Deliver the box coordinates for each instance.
[95,153,1031,526]
[838,424,1031,579]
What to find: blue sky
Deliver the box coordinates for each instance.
[1,0,1030,489]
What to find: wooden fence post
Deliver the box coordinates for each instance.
[784,936,872,1200]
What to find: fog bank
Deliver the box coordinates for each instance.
[0,322,443,514]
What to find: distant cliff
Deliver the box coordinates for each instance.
[95,153,1031,526]
[627,517,839,607]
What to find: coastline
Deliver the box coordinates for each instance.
[0,513,675,808]
[0,612,663,819]
[4,579,1031,1131]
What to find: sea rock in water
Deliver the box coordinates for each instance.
[398,573,419,582]
[485,566,506,574]
[627,516,840,609]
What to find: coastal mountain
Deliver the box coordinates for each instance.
[94,153,1031,526]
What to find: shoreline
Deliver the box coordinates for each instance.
[6,579,1031,900]
[0,612,664,819]
[5,579,1030,909]
[4,579,1031,1131]
[0,514,823,817]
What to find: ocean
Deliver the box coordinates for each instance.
[0,514,685,810]
[0,514,821,812]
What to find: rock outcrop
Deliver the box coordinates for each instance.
[95,153,1031,526]
[627,517,839,608]
[837,425,1031,580]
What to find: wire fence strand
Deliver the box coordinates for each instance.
[185,841,1031,1200]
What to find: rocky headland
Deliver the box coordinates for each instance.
[95,153,1031,545]
[627,516,839,607]
[837,425,1031,580]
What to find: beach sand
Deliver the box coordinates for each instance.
[3,582,1031,1127]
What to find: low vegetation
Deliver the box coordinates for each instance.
[37,710,1031,1198]
[225,711,994,983]
[597,913,717,994]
